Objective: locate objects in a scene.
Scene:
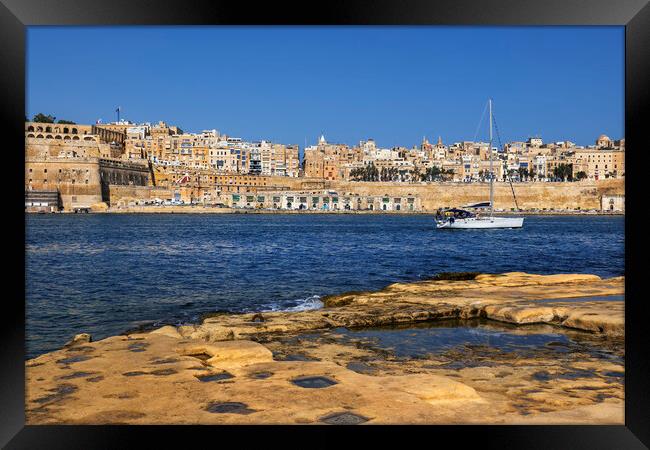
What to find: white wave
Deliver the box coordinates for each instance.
[262,295,324,313]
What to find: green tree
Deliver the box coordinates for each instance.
[575,171,588,180]
[442,168,454,182]
[553,163,574,181]
[517,167,529,181]
[32,113,55,123]
[421,166,443,182]
[410,165,421,183]
[57,119,76,124]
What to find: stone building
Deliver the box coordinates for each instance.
[227,189,422,212]
[25,124,149,210]
[571,148,625,180]
[601,194,624,212]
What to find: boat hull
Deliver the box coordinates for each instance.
[436,217,524,229]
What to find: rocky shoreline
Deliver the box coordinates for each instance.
[26,272,624,425]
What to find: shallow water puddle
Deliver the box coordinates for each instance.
[197,372,234,382]
[291,376,337,388]
[318,319,624,366]
[320,411,369,425]
[346,361,378,375]
[250,372,273,379]
[206,402,256,414]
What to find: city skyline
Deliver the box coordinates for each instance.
[27,26,624,148]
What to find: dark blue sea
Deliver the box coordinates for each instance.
[25,214,624,358]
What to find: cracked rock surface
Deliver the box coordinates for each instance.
[26,272,624,424]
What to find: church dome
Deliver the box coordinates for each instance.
[597,134,611,142]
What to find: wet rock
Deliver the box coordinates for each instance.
[149,357,180,365]
[150,368,177,376]
[187,352,212,361]
[603,371,624,378]
[249,372,273,379]
[276,354,319,362]
[33,384,78,405]
[127,342,149,353]
[86,376,104,383]
[103,392,139,399]
[56,355,92,365]
[532,371,552,382]
[429,272,481,281]
[59,371,98,380]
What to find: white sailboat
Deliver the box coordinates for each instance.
[436,99,524,229]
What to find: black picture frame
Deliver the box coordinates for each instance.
[2,0,648,448]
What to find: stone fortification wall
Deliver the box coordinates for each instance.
[327,179,624,211]
[108,185,174,204]
[104,177,624,212]
[26,158,103,209]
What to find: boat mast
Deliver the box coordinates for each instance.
[489,98,494,218]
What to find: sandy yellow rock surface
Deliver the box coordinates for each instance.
[25,272,624,425]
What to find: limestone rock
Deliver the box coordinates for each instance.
[63,333,92,348]
[178,340,274,369]
[150,325,182,339]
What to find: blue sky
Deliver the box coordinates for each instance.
[27,26,623,148]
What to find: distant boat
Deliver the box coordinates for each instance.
[436,99,524,229]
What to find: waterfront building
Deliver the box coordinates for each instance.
[601,194,625,212]
[227,188,422,212]
[571,148,625,180]
[26,116,624,191]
